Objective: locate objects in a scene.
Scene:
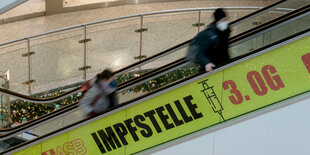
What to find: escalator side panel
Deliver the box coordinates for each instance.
[12,33,310,155]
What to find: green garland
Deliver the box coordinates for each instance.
[11,92,81,123]
[10,66,199,124]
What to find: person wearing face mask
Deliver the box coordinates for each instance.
[187,8,230,72]
[79,69,119,118]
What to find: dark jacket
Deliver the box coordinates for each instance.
[189,22,230,66]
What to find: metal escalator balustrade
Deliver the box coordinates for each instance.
[0,0,297,135]
[0,6,264,95]
[0,0,299,96]
[7,27,310,155]
[4,4,310,155]
[0,0,308,150]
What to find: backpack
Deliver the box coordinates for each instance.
[186,44,200,63]
[80,80,92,98]
[80,80,101,106]
[186,29,217,63]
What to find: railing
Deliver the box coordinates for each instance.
[0,3,294,95]
[1,1,309,129]
[4,19,310,155]
[0,0,309,143]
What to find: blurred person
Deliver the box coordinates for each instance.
[187,8,231,72]
[79,69,118,118]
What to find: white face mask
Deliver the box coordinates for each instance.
[217,21,228,31]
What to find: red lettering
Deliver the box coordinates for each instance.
[225,65,285,102]
[72,139,87,155]
[56,145,66,155]
[247,71,268,96]
[301,53,310,73]
[63,142,77,155]
[262,65,284,90]
[223,80,243,104]
[43,139,86,155]
[42,149,56,155]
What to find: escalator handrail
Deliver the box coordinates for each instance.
[0,59,187,134]
[229,4,310,45]
[0,39,190,103]
[229,0,287,25]
[0,58,189,136]
[0,2,308,135]
[0,4,309,140]
[4,25,310,155]
[0,5,281,47]
[117,4,310,92]
[0,0,291,103]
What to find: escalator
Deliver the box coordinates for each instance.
[2,1,310,154]
[0,0,296,139]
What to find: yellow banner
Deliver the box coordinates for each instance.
[14,34,310,155]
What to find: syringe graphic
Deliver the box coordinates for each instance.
[198,79,225,121]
